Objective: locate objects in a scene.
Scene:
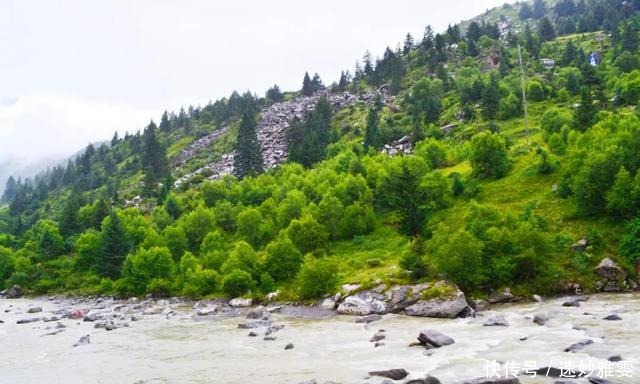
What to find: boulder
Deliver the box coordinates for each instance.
[564,339,594,352]
[483,315,509,327]
[405,288,468,318]
[27,307,43,314]
[588,379,621,384]
[265,324,284,335]
[247,332,257,337]
[603,314,621,321]
[285,343,294,350]
[237,319,272,329]
[570,238,588,251]
[355,314,382,324]
[562,299,581,307]
[417,330,455,348]
[195,306,217,316]
[608,355,622,362]
[5,285,23,299]
[263,336,276,341]
[246,306,270,320]
[336,296,372,316]
[73,334,91,347]
[369,330,385,342]
[319,298,336,310]
[532,294,543,302]
[368,368,409,380]
[533,314,549,326]
[406,377,441,384]
[594,258,626,282]
[229,298,252,307]
[488,288,514,304]
[17,317,41,324]
[474,299,490,311]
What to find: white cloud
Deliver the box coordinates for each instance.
[0,93,157,160]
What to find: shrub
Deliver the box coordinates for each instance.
[469,131,509,178]
[263,236,303,281]
[287,215,328,254]
[222,269,255,297]
[121,246,175,295]
[296,256,339,299]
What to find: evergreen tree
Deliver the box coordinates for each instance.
[98,211,129,278]
[159,111,171,132]
[302,72,313,96]
[338,71,349,91]
[310,73,324,93]
[111,131,119,147]
[482,72,501,120]
[403,33,414,54]
[363,51,374,76]
[573,87,596,131]
[233,112,264,178]
[59,191,83,237]
[467,21,482,42]
[533,0,547,19]
[538,17,556,41]
[364,96,383,149]
[519,3,533,19]
[422,26,434,50]
[141,120,168,194]
[288,98,332,167]
[1,176,17,203]
[266,84,284,102]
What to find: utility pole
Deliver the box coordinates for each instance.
[518,44,530,146]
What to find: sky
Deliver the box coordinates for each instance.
[0,0,509,172]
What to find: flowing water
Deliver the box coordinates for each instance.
[0,293,638,384]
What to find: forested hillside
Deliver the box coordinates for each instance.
[1,0,640,301]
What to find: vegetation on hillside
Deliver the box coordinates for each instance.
[1,0,640,300]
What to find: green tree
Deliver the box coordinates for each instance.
[469,131,510,178]
[121,246,175,295]
[363,96,382,149]
[287,215,328,254]
[538,17,556,41]
[296,256,339,299]
[222,269,255,297]
[233,112,264,178]
[287,98,332,167]
[236,207,265,247]
[264,235,303,281]
[432,227,485,292]
[573,87,596,131]
[98,211,130,278]
[482,72,500,119]
[533,0,547,19]
[266,84,284,103]
[74,229,101,271]
[301,72,313,96]
[0,246,14,289]
[620,217,640,266]
[606,167,636,218]
[407,78,443,125]
[377,157,429,236]
[33,220,65,260]
[221,241,261,280]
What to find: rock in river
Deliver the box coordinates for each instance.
[533,314,549,326]
[405,287,468,318]
[417,330,455,348]
[27,307,42,314]
[4,284,23,299]
[368,368,409,380]
[564,339,594,353]
[603,314,621,321]
[483,315,509,327]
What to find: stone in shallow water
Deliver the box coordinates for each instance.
[564,339,594,353]
[483,315,509,327]
[368,368,409,380]
[417,330,455,348]
[533,313,549,325]
[603,314,621,321]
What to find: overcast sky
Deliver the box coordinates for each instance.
[0,0,509,168]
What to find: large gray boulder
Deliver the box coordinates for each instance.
[483,315,509,326]
[533,313,549,326]
[417,329,455,348]
[405,284,468,318]
[594,258,626,282]
[5,284,23,299]
[488,288,514,304]
[337,290,387,315]
[564,339,594,352]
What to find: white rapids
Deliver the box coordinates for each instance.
[0,293,637,384]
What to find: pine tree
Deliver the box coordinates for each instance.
[141,120,168,190]
[363,51,374,76]
[338,71,349,91]
[302,72,313,96]
[573,87,596,131]
[519,3,533,19]
[482,72,500,120]
[403,33,414,54]
[59,191,82,236]
[533,0,547,19]
[233,112,263,178]
[422,26,434,50]
[266,84,284,102]
[1,176,17,203]
[98,211,129,278]
[159,111,171,132]
[538,17,556,41]
[364,96,382,149]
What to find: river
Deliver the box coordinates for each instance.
[0,293,637,384]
